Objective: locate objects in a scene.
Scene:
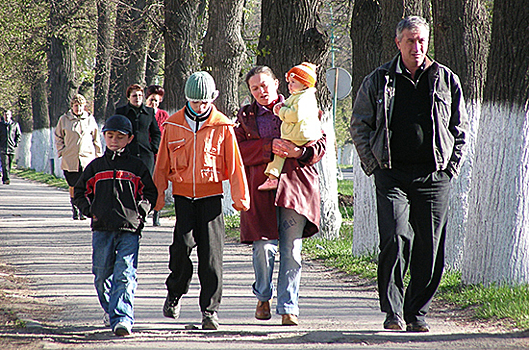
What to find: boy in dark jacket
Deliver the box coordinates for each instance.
[74,115,157,336]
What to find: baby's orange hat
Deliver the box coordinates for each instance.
[286,62,317,88]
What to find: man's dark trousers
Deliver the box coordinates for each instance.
[374,165,451,324]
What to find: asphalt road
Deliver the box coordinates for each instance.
[0,175,527,349]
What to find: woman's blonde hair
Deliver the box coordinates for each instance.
[70,94,87,106]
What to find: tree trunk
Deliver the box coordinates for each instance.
[349,1,402,255]
[109,0,152,113]
[30,69,51,173]
[405,0,431,21]
[349,0,382,97]
[94,0,116,122]
[432,0,490,270]
[48,0,79,126]
[258,0,338,239]
[163,0,206,114]
[202,0,246,118]
[379,0,404,61]
[146,33,164,87]
[463,0,529,285]
[258,0,329,97]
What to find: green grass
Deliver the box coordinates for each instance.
[337,179,354,196]
[436,271,529,329]
[13,167,69,189]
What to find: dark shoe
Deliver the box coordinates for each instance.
[406,320,430,332]
[79,211,86,220]
[281,314,298,326]
[153,211,160,226]
[383,313,405,330]
[202,311,219,330]
[255,299,272,320]
[72,204,80,220]
[3,180,9,185]
[163,295,181,319]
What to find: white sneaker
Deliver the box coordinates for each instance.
[113,322,132,336]
[103,313,110,327]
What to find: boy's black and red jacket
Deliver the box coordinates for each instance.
[73,147,158,233]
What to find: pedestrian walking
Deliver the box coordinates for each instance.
[350,16,468,332]
[153,71,249,330]
[73,115,158,336]
[115,84,161,173]
[0,110,21,185]
[235,66,326,326]
[54,94,102,219]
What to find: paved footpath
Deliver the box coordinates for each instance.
[0,176,527,349]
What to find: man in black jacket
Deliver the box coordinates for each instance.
[0,110,21,185]
[350,16,468,333]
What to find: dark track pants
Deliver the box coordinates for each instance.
[374,166,451,324]
[166,195,225,313]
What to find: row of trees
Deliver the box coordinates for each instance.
[1,0,528,285]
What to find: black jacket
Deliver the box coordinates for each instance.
[73,147,158,233]
[0,120,21,154]
[114,103,161,172]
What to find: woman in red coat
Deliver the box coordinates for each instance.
[145,85,170,226]
[235,66,326,326]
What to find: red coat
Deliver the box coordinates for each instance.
[235,100,326,244]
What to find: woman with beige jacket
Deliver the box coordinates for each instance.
[55,94,103,219]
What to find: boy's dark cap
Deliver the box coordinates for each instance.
[103,115,133,135]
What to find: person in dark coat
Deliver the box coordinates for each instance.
[114,84,161,173]
[0,110,21,185]
[350,16,468,333]
[235,66,326,326]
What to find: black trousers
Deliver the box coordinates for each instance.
[0,153,14,182]
[166,195,225,313]
[374,165,451,324]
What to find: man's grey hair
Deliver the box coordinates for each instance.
[396,16,430,41]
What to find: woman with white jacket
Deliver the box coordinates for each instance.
[55,94,103,219]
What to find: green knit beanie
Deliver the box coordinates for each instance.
[184,71,219,102]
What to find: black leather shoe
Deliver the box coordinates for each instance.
[383,313,405,330]
[406,320,430,332]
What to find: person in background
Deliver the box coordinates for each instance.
[0,110,21,185]
[115,84,161,173]
[153,71,249,330]
[145,84,170,226]
[350,16,468,332]
[74,115,157,336]
[54,94,102,219]
[235,66,326,326]
[146,84,170,132]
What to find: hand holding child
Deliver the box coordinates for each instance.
[273,102,284,116]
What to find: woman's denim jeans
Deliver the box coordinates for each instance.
[252,207,306,316]
[92,230,139,329]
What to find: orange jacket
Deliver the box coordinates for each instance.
[153,105,250,212]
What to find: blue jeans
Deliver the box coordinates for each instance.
[92,230,139,329]
[252,207,305,316]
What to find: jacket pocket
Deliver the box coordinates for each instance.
[168,138,187,170]
[434,91,452,125]
[201,146,222,182]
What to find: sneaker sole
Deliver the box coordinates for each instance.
[114,328,131,336]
